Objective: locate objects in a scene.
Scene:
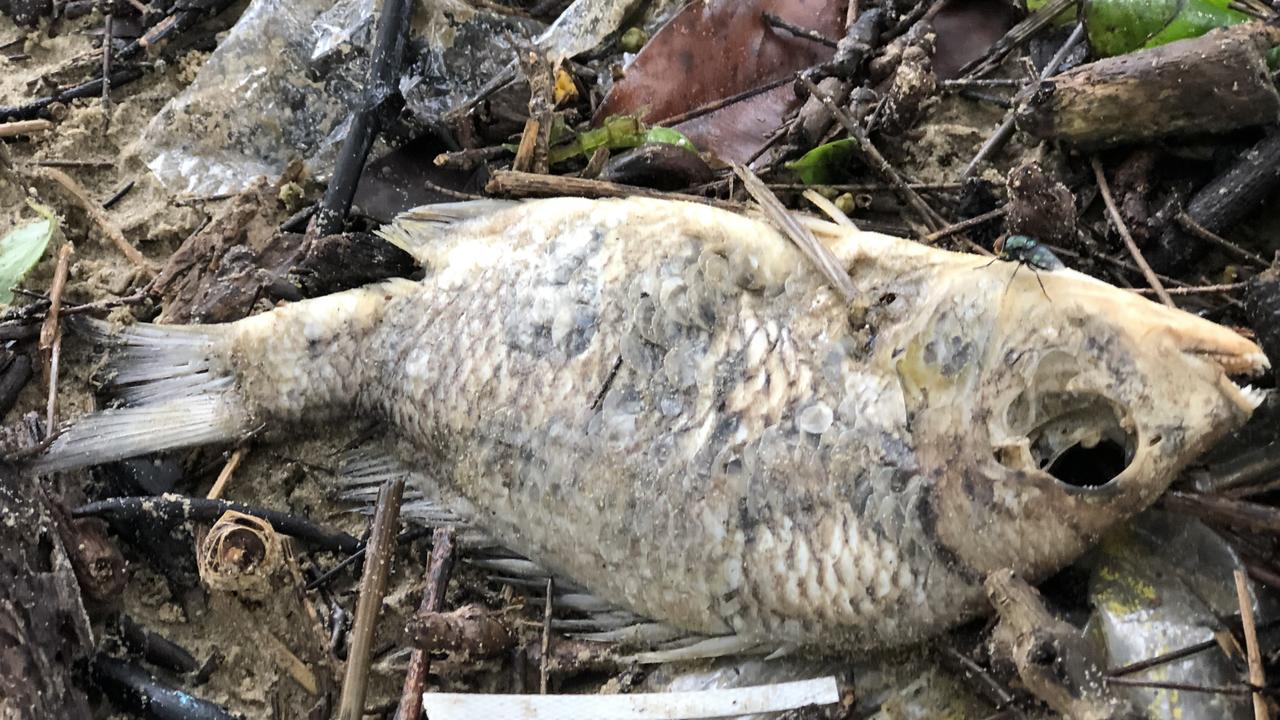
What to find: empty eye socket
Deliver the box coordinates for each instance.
[1044,438,1129,489]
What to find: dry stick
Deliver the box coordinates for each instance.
[732,164,857,301]
[1091,157,1174,307]
[1131,282,1247,297]
[0,119,54,137]
[761,12,837,48]
[657,75,793,128]
[1235,569,1270,720]
[962,22,1085,179]
[41,167,155,274]
[101,13,113,133]
[923,206,1006,243]
[487,169,746,211]
[396,527,456,720]
[205,448,245,500]
[1105,677,1260,696]
[337,477,405,720]
[39,244,73,434]
[797,75,946,232]
[540,578,553,695]
[1175,211,1270,269]
[959,0,1077,78]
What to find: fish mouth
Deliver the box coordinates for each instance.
[993,345,1269,494]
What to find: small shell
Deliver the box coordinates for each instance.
[197,510,287,600]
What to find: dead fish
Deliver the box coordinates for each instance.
[27,197,1268,658]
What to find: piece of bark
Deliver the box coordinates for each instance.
[152,176,299,324]
[407,604,514,659]
[155,175,416,322]
[985,569,1139,720]
[283,232,417,299]
[0,460,94,719]
[1015,24,1280,148]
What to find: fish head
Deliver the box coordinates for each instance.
[880,255,1268,582]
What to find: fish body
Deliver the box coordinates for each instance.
[32,197,1268,654]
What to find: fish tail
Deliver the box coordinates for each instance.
[26,279,419,475]
[25,318,249,474]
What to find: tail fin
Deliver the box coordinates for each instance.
[26,318,250,475]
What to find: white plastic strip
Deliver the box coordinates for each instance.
[421,677,840,720]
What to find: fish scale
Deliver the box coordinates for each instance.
[29,197,1269,657]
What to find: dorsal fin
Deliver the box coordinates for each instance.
[378,199,520,264]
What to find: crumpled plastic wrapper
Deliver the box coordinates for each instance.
[139,0,652,196]
[1087,511,1266,720]
[140,0,538,196]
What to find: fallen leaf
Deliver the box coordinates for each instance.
[0,202,58,306]
[785,137,860,184]
[598,0,847,162]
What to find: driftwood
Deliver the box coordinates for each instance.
[1015,24,1280,147]
[0,461,94,718]
[985,569,1138,720]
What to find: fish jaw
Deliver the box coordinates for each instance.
[878,253,1267,587]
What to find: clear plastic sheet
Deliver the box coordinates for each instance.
[141,0,540,196]
[1087,511,1263,720]
[140,0,373,196]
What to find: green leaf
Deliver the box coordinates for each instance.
[1081,0,1250,58]
[0,202,58,306]
[785,138,860,185]
[547,116,699,165]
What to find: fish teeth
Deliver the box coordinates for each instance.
[1240,384,1270,411]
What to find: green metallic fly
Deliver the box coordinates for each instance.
[983,234,1065,298]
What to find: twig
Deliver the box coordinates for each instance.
[101,13,113,132]
[959,0,1078,78]
[942,78,1026,90]
[802,189,857,228]
[311,0,414,236]
[1091,158,1174,307]
[1105,677,1263,696]
[0,67,144,122]
[1109,619,1280,677]
[434,146,510,171]
[1236,569,1270,720]
[39,244,73,436]
[338,477,405,720]
[962,23,1084,179]
[732,164,856,301]
[1130,282,1246,297]
[40,167,156,275]
[0,119,54,137]
[658,75,793,128]
[939,646,1023,717]
[1175,211,1270,269]
[798,75,946,231]
[512,43,554,174]
[486,169,746,211]
[205,447,246,500]
[73,496,361,553]
[27,158,114,168]
[762,12,837,48]
[540,577,553,694]
[922,206,1006,243]
[396,527,456,720]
